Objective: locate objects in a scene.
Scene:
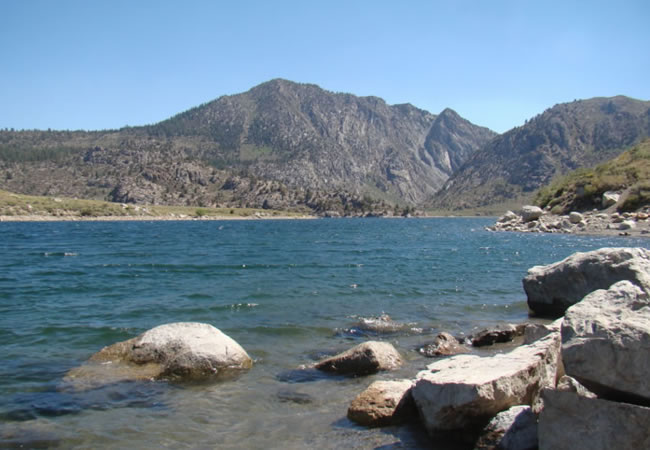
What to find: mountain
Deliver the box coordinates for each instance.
[430,96,650,210]
[147,79,495,203]
[0,79,495,214]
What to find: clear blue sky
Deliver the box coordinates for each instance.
[1,0,649,133]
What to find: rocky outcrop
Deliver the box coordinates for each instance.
[561,280,650,402]
[412,331,561,436]
[474,405,538,450]
[347,380,417,427]
[65,322,252,388]
[523,247,650,316]
[418,332,468,357]
[314,341,402,375]
[538,389,650,450]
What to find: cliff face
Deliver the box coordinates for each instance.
[0,79,496,211]
[431,96,650,210]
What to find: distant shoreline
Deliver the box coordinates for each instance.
[0,214,317,222]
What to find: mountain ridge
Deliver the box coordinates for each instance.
[430,95,650,210]
[0,79,496,214]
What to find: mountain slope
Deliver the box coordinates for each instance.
[148,79,496,204]
[0,79,496,212]
[430,96,650,210]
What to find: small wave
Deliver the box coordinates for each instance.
[336,314,423,338]
[42,252,78,257]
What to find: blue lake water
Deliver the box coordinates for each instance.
[1,218,648,448]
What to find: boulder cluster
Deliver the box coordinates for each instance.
[489,205,650,236]
[346,247,650,449]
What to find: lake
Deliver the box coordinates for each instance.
[1,218,648,448]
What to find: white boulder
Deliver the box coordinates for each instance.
[65,322,252,387]
[520,205,543,222]
[314,341,402,375]
[523,247,650,316]
[602,191,620,208]
[412,331,561,435]
[538,389,650,450]
[562,280,650,401]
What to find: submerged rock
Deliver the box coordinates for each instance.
[66,322,252,388]
[471,324,525,347]
[418,332,468,357]
[412,331,561,436]
[343,314,411,336]
[314,341,402,376]
[562,280,650,402]
[523,247,650,316]
[347,379,416,427]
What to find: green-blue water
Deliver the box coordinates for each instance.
[1,218,648,448]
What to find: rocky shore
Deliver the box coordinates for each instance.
[340,247,650,449]
[488,204,650,237]
[60,247,650,449]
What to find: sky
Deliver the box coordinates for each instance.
[1,0,649,134]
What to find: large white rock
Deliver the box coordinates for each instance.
[562,280,650,401]
[474,405,538,450]
[602,191,620,208]
[65,322,252,387]
[520,205,543,222]
[538,389,650,450]
[498,211,519,223]
[523,247,650,316]
[314,341,402,375]
[347,379,416,427]
[412,331,561,435]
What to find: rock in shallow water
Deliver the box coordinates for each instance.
[65,322,252,388]
[347,379,416,427]
[471,324,525,347]
[418,332,468,357]
[314,341,402,376]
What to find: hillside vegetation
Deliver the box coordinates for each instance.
[534,139,650,213]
